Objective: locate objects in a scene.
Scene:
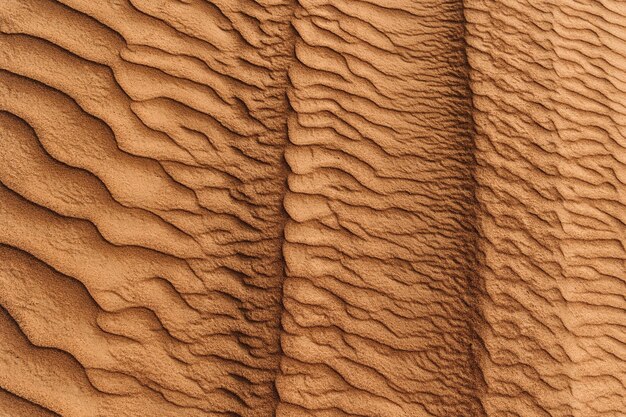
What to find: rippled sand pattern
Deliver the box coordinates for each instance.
[466,1,626,416]
[0,0,292,415]
[0,1,624,416]
[278,1,481,416]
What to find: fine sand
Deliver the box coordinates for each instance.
[0,1,624,416]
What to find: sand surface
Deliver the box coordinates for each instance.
[0,1,624,416]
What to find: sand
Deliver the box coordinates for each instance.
[0,0,623,416]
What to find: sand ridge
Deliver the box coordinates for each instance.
[0,0,624,416]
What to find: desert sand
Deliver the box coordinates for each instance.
[0,0,624,416]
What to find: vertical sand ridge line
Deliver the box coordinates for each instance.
[251,0,298,413]
[277,0,484,415]
[466,0,626,416]
[460,0,489,415]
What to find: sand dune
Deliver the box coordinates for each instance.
[0,0,624,416]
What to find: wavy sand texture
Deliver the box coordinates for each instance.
[466,0,626,416]
[0,0,293,415]
[277,1,481,416]
[0,0,624,416]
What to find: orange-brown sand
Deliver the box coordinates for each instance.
[0,1,624,416]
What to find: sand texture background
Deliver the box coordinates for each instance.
[0,1,624,416]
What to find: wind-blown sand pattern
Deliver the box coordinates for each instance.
[0,1,624,416]
[466,1,626,415]
[277,1,481,416]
